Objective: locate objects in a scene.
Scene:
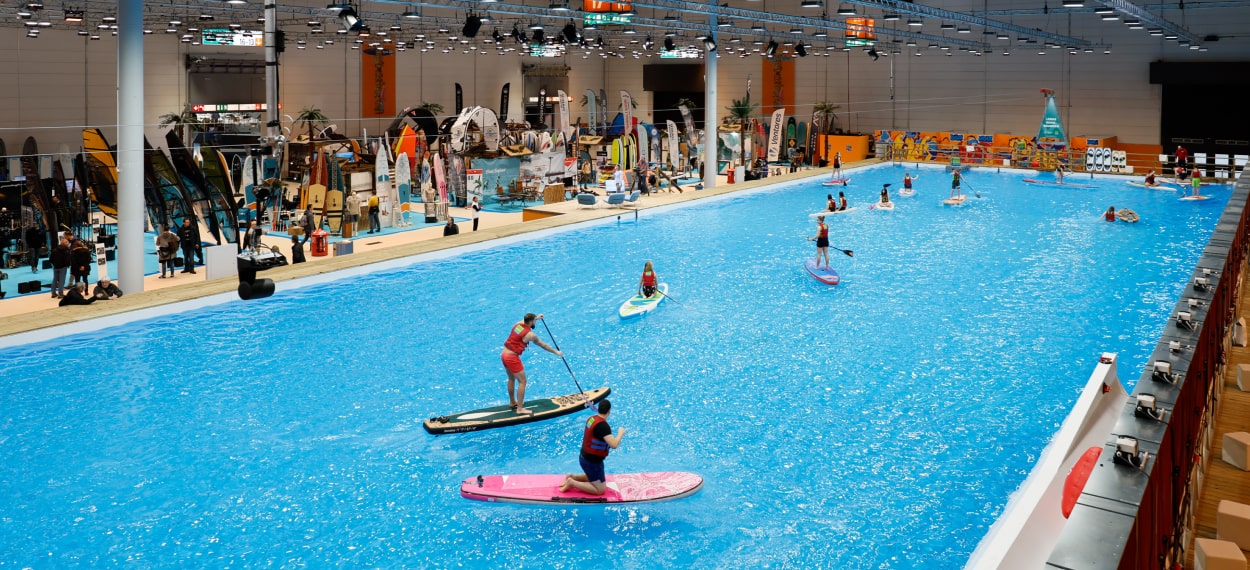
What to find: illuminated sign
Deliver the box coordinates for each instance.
[660,47,702,59]
[201,28,264,46]
[528,44,565,57]
[583,12,633,25]
[844,17,876,46]
[191,103,268,112]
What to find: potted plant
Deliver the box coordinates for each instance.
[293,107,330,142]
[159,108,203,145]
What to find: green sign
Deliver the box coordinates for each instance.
[583,13,633,26]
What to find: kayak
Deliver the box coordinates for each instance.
[461,471,704,505]
[619,283,668,318]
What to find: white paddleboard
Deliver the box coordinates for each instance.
[869,201,895,211]
[809,207,857,217]
[943,195,968,206]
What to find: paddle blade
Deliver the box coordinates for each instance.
[842,249,854,257]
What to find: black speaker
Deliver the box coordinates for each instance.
[238,278,275,300]
[462,15,482,38]
[105,249,116,261]
[42,259,52,270]
[17,281,29,294]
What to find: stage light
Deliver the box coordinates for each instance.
[335,6,364,32]
[462,13,482,38]
[643,35,654,50]
[836,4,855,15]
[402,6,420,19]
[492,29,503,43]
[795,42,807,56]
[664,36,674,51]
[532,28,544,43]
[867,48,879,60]
[562,21,578,43]
[63,9,83,22]
[703,37,716,51]
[765,39,778,57]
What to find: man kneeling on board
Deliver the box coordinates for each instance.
[560,399,626,495]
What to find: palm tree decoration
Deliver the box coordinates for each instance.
[159,108,202,145]
[293,107,330,142]
[814,101,841,135]
[725,94,756,166]
[675,97,699,112]
[419,102,444,116]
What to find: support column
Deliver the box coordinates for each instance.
[116,0,144,292]
[265,1,280,147]
[703,18,718,190]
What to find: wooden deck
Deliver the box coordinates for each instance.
[1187,268,1250,568]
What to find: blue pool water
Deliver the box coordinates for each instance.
[0,165,1230,568]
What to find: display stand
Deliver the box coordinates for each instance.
[204,244,239,281]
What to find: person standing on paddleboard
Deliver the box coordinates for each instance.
[951,170,963,198]
[502,313,563,416]
[560,399,626,496]
[809,216,831,270]
[880,183,892,204]
[903,172,913,192]
[638,261,659,298]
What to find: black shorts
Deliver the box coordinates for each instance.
[642,285,657,297]
[579,454,606,484]
[816,237,829,248]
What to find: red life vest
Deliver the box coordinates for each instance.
[504,323,531,354]
[818,223,828,239]
[641,269,656,287]
[581,415,610,459]
[904,176,912,189]
[1145,174,1156,184]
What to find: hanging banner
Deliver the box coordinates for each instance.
[455,83,463,114]
[679,104,696,148]
[585,89,599,137]
[599,89,608,134]
[499,83,510,124]
[666,120,680,168]
[466,168,483,201]
[1036,89,1068,148]
[620,91,633,136]
[361,48,395,118]
[538,87,548,128]
[767,108,785,163]
[557,89,572,140]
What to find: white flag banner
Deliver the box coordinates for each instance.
[620,90,633,136]
[666,120,680,168]
[767,108,786,163]
[557,90,572,140]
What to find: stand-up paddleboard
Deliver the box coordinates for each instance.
[619,283,668,318]
[325,156,345,234]
[461,471,704,505]
[1022,178,1097,189]
[804,258,840,285]
[395,152,412,226]
[434,153,447,203]
[822,178,850,186]
[869,201,895,211]
[1161,177,1220,187]
[1126,181,1177,190]
[1179,195,1210,201]
[1116,208,1140,223]
[375,148,392,226]
[943,194,968,206]
[899,188,915,197]
[809,207,857,217]
[307,152,329,230]
[424,387,610,434]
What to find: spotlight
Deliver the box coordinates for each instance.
[765,39,778,57]
[664,36,675,51]
[795,42,807,56]
[336,6,364,32]
[492,29,503,43]
[1176,311,1195,331]
[562,21,578,43]
[1112,435,1148,469]
[401,6,420,19]
[643,35,654,50]
[867,48,879,60]
[63,9,84,22]
[1134,393,1168,422]
[1194,276,1210,292]
[1152,360,1177,384]
[532,28,544,44]
[703,37,716,51]
[462,13,482,38]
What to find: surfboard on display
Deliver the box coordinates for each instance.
[81,129,119,217]
[325,155,344,234]
[375,148,393,226]
[241,154,257,214]
[164,132,227,243]
[395,152,412,225]
[307,151,329,230]
[434,153,447,202]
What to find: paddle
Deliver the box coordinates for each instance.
[655,287,691,310]
[833,246,854,257]
[538,318,590,405]
[962,177,981,198]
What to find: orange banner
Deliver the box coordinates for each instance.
[361,48,396,118]
[761,58,794,115]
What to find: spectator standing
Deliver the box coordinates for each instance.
[156,225,180,278]
[50,237,71,298]
[177,217,201,273]
[470,197,481,231]
[69,239,92,286]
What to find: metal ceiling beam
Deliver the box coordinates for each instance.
[1092,0,1203,44]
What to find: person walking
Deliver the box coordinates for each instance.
[50,236,71,298]
[156,225,180,278]
[301,207,315,244]
[367,194,381,234]
[177,217,201,274]
[558,399,626,496]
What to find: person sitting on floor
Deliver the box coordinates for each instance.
[443,217,460,236]
[92,278,123,300]
[59,282,96,307]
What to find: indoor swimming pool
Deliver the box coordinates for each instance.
[0,164,1231,568]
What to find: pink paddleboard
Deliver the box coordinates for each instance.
[822,178,850,186]
[461,472,703,505]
